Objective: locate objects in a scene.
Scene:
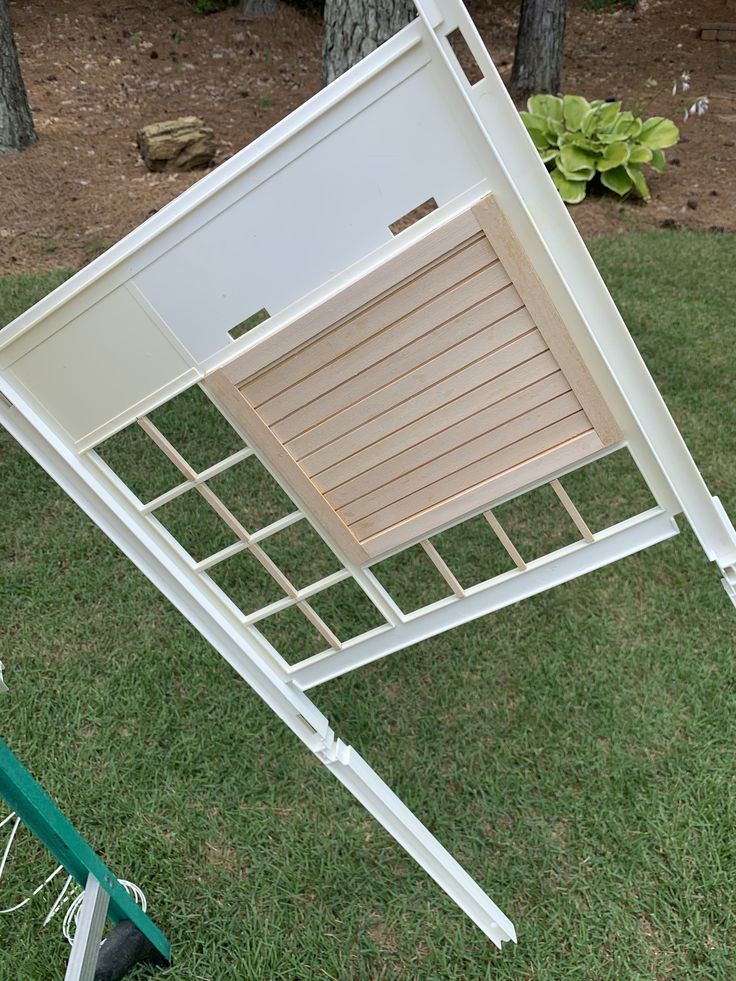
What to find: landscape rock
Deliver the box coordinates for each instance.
[136,116,215,172]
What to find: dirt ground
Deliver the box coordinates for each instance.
[0,0,732,275]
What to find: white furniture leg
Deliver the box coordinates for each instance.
[65,874,109,981]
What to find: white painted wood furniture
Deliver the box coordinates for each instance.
[1,0,734,951]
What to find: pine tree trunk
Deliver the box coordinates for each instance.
[0,0,36,153]
[322,0,415,86]
[509,0,567,103]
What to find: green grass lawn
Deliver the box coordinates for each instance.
[0,231,735,980]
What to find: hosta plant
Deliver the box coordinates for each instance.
[520,94,679,204]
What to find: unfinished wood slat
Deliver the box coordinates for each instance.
[204,370,369,565]
[138,415,198,481]
[362,430,603,558]
[333,385,579,519]
[254,260,509,424]
[310,351,559,490]
[297,600,343,651]
[246,238,497,409]
[288,306,536,462]
[271,284,524,443]
[209,194,618,562]
[141,446,255,513]
[221,207,484,383]
[483,510,526,570]
[420,539,465,596]
[550,478,594,542]
[472,196,621,446]
[348,410,593,541]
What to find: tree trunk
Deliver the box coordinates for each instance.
[322,0,415,86]
[509,0,567,103]
[0,0,35,153]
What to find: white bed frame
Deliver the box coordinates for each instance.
[1,0,733,951]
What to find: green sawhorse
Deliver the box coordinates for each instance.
[0,738,170,980]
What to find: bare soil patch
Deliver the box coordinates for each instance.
[0,0,732,276]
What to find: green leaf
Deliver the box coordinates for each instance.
[527,126,555,152]
[639,116,679,149]
[650,148,666,173]
[540,148,559,163]
[527,94,564,121]
[629,144,653,164]
[558,163,595,181]
[583,100,621,137]
[550,167,588,204]
[600,166,634,196]
[563,133,596,152]
[596,141,630,171]
[617,117,643,141]
[559,144,597,173]
[563,94,592,131]
[626,164,650,199]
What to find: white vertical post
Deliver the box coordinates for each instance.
[64,875,109,981]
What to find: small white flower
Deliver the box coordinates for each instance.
[672,81,677,95]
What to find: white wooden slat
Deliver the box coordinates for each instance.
[141,446,254,513]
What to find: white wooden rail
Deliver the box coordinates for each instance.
[0,0,733,954]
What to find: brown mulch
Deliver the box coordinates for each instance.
[0,0,732,276]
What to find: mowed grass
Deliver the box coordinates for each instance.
[0,230,734,980]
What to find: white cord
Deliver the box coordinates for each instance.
[0,811,148,945]
[62,879,147,946]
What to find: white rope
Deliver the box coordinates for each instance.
[62,879,147,947]
[0,811,147,945]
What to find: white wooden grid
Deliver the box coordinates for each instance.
[1,0,733,954]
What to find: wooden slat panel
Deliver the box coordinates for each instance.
[245,237,497,409]
[221,208,483,383]
[315,354,562,492]
[270,284,524,443]
[333,383,578,517]
[349,410,594,542]
[208,194,619,564]
[203,371,370,565]
[360,430,604,557]
[288,305,535,461]
[472,196,621,446]
[252,259,509,424]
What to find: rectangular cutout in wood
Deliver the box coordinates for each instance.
[205,195,621,565]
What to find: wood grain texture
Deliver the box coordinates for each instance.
[221,208,483,382]
[207,194,615,563]
[471,195,621,445]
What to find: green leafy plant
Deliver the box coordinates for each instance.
[520,94,679,204]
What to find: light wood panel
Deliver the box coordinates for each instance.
[205,194,619,562]
[288,306,536,461]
